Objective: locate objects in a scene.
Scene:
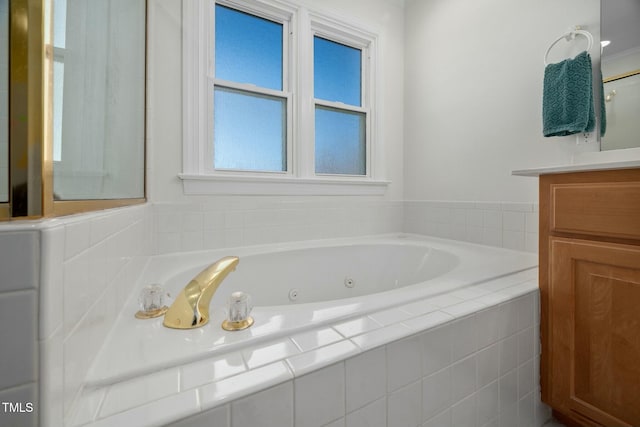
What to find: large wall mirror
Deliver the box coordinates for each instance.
[1,0,145,219]
[601,0,640,151]
[52,0,146,200]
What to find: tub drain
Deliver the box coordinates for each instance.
[288,288,300,302]
[344,277,355,288]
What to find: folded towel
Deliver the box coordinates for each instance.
[543,51,595,137]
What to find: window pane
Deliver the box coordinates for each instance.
[315,106,365,175]
[214,86,286,172]
[215,4,283,90]
[314,36,361,106]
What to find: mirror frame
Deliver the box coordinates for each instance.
[1,0,147,220]
[6,0,44,218]
[603,69,640,84]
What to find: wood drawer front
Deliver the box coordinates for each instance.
[551,182,640,240]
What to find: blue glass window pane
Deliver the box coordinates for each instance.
[215,4,283,91]
[214,87,286,172]
[314,37,361,106]
[315,106,365,175]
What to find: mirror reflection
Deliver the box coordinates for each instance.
[1,0,8,202]
[53,0,145,200]
[601,0,640,151]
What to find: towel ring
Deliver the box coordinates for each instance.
[544,29,594,66]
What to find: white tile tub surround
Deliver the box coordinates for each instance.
[404,200,539,253]
[0,229,40,427]
[71,270,551,427]
[150,198,539,255]
[0,197,537,426]
[85,234,536,385]
[34,204,153,427]
[152,199,404,255]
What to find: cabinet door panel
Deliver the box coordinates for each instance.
[550,238,640,426]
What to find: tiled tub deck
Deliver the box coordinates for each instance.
[70,268,549,427]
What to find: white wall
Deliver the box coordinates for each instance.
[148,0,405,203]
[403,0,601,203]
[146,0,406,255]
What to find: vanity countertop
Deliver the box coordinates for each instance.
[512,148,640,177]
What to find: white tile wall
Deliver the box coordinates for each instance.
[199,362,293,411]
[0,229,39,427]
[388,380,422,427]
[58,206,151,419]
[0,231,39,293]
[180,352,246,391]
[345,347,386,413]
[386,335,422,392]
[168,405,229,427]
[231,382,293,427]
[294,363,345,427]
[1,195,545,426]
[286,340,359,377]
[100,368,180,417]
[1,196,401,426]
[153,290,550,427]
[404,201,539,253]
[47,201,531,314]
[31,204,152,427]
[346,397,386,427]
[152,199,404,255]
[0,291,38,390]
[243,339,300,370]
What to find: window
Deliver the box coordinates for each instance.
[181,0,387,195]
[213,4,288,172]
[314,36,366,175]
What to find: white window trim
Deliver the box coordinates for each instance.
[180,0,389,195]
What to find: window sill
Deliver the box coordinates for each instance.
[178,174,390,196]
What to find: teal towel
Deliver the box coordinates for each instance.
[543,51,595,137]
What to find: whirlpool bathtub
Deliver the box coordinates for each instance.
[86,234,537,387]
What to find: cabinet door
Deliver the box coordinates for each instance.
[549,238,640,426]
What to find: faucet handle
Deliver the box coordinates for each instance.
[135,284,169,319]
[222,291,254,331]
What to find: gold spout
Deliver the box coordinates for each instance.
[163,256,239,329]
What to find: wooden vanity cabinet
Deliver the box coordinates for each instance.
[539,168,640,427]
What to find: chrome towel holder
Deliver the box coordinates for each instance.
[544,26,594,66]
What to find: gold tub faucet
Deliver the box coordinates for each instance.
[163,256,239,329]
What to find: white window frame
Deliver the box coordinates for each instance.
[308,13,372,178]
[180,0,389,195]
[211,0,293,175]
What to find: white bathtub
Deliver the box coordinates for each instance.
[86,234,537,387]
